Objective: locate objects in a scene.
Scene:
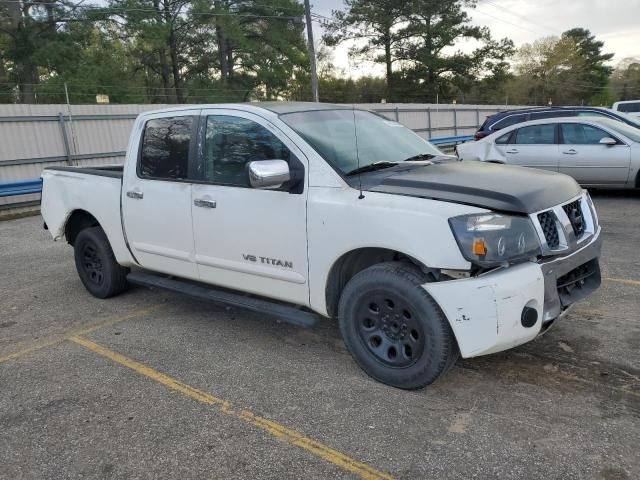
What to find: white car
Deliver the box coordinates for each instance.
[612,100,640,118]
[41,103,602,389]
[457,116,640,188]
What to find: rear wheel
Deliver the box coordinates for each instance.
[74,226,129,298]
[338,262,458,389]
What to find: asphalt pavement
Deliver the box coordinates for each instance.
[1,190,638,479]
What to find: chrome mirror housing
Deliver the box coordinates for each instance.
[247,160,290,189]
[599,137,617,146]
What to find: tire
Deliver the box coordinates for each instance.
[338,262,459,390]
[73,226,129,298]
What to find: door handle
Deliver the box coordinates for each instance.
[194,198,216,209]
[126,190,143,199]
[506,149,519,154]
[562,149,577,155]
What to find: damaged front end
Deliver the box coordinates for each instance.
[424,191,602,358]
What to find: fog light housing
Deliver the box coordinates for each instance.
[521,306,538,328]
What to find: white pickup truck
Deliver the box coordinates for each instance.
[41,103,602,389]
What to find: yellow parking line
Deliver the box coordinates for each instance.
[69,335,394,480]
[0,304,163,364]
[606,277,640,287]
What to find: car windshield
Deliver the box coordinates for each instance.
[279,109,443,175]
[595,118,640,142]
[610,110,640,128]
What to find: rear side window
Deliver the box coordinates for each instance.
[617,102,640,113]
[531,111,573,120]
[561,123,611,144]
[515,124,556,144]
[140,116,194,179]
[576,111,609,118]
[492,114,528,131]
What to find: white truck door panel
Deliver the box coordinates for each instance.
[122,113,199,279]
[191,110,309,305]
[558,123,631,185]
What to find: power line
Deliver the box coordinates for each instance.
[478,0,560,35]
[471,6,541,36]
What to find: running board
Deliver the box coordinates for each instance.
[127,271,320,328]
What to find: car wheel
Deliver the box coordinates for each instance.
[74,226,129,298]
[338,262,459,389]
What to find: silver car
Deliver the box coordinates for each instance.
[457,117,640,189]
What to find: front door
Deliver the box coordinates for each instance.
[558,123,631,185]
[496,123,559,172]
[122,113,199,279]
[190,110,309,305]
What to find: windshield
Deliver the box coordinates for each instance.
[279,109,443,175]
[606,109,640,128]
[596,118,640,143]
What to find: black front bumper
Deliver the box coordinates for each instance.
[539,227,603,322]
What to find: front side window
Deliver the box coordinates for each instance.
[495,131,513,144]
[561,123,611,144]
[515,124,556,144]
[201,116,292,187]
[140,116,194,179]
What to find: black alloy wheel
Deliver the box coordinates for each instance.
[355,292,426,368]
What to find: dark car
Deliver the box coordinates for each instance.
[475,106,640,140]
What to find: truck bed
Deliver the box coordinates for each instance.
[40,163,135,266]
[44,165,124,179]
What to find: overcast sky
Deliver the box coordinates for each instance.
[311,0,640,77]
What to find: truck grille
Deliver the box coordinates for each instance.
[562,199,586,237]
[537,211,559,249]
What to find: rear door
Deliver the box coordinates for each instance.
[499,123,559,172]
[558,122,631,185]
[190,109,310,305]
[122,112,200,279]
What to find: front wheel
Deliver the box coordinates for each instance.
[338,262,459,389]
[73,226,129,298]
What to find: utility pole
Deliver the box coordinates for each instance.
[304,0,319,102]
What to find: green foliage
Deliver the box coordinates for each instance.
[611,58,640,101]
[507,29,615,106]
[0,1,625,106]
[0,0,308,103]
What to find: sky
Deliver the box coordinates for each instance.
[311,0,640,77]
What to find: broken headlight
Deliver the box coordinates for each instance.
[449,213,541,267]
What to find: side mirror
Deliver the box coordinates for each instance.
[247,160,290,189]
[599,137,617,146]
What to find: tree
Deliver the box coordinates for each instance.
[508,29,614,106]
[562,28,613,103]
[0,0,75,102]
[323,0,409,97]
[611,58,640,101]
[324,0,514,102]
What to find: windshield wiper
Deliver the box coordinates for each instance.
[345,161,398,176]
[403,153,436,162]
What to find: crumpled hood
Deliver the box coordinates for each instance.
[363,160,582,214]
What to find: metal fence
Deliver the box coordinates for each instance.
[0,102,523,214]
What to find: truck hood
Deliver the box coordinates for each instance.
[361,160,582,214]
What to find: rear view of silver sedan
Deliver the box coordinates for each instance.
[456,117,640,189]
